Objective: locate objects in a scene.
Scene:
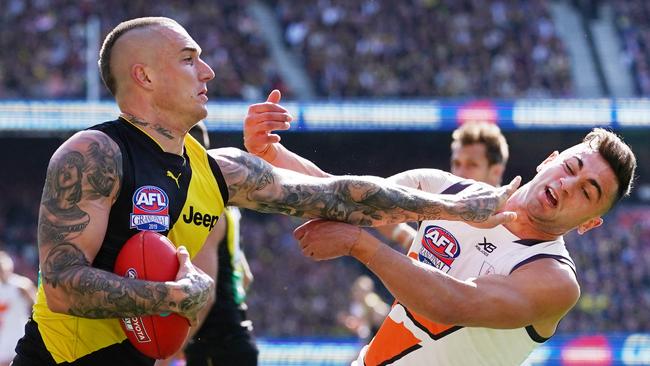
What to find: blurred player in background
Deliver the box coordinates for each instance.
[184,122,259,366]
[14,17,514,366]
[0,251,35,366]
[337,275,389,343]
[244,94,636,365]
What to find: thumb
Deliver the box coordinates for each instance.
[493,211,518,225]
[266,89,281,104]
[176,246,191,266]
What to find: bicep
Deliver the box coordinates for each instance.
[456,259,579,328]
[38,130,123,271]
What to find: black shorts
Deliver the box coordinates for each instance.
[184,328,258,366]
[12,318,154,366]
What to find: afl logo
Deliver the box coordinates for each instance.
[133,186,168,213]
[130,186,170,232]
[421,225,461,267]
[126,268,138,279]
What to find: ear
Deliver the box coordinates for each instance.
[576,216,603,235]
[536,151,559,172]
[131,64,154,91]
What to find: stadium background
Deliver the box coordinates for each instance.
[1,0,650,365]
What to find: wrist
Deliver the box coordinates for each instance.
[350,230,380,265]
[256,143,278,163]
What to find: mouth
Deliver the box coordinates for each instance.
[545,186,558,208]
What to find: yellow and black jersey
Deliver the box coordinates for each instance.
[25,117,228,365]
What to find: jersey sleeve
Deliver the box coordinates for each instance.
[387,169,465,194]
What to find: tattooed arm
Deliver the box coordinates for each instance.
[209,148,519,227]
[39,130,212,322]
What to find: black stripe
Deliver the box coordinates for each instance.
[526,325,550,343]
[509,254,577,277]
[440,181,473,195]
[513,239,547,246]
[402,305,464,340]
[208,154,230,205]
[373,344,423,366]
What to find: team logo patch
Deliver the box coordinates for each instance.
[418,225,461,273]
[130,186,170,232]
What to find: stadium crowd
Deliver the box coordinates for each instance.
[1,0,574,100]
[1,181,650,336]
[613,0,650,96]
[275,0,573,98]
[0,0,285,100]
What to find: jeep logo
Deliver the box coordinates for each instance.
[182,206,218,230]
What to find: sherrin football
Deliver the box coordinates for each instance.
[113,231,190,359]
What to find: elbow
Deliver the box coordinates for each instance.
[43,285,70,314]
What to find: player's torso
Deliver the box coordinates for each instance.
[32,118,228,363]
[363,176,573,366]
[0,281,30,351]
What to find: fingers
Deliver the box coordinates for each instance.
[266,89,282,104]
[293,219,324,240]
[504,176,522,196]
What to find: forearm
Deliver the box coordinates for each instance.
[352,233,470,324]
[259,143,331,178]
[42,242,185,318]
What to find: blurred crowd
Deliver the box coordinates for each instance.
[274,0,572,98]
[0,0,285,100]
[2,181,650,337]
[613,0,650,96]
[0,0,574,100]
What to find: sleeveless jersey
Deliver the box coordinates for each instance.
[194,206,251,341]
[358,169,576,366]
[31,118,228,364]
[0,278,31,361]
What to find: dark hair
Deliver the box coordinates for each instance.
[583,128,636,204]
[98,17,178,95]
[451,122,509,166]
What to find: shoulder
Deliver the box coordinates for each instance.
[8,274,35,291]
[511,257,580,309]
[388,169,468,193]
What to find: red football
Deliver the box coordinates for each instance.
[113,231,190,359]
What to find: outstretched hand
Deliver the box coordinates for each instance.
[450,176,521,228]
[243,89,293,159]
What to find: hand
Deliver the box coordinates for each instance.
[243,89,293,160]
[448,176,521,228]
[172,246,214,326]
[293,219,363,261]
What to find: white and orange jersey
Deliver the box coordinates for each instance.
[358,169,576,366]
[0,277,32,362]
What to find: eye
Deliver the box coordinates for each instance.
[564,162,574,175]
[582,188,590,200]
[183,56,194,64]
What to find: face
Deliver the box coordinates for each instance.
[150,25,216,126]
[523,145,619,235]
[450,143,503,186]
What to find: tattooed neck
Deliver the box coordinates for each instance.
[120,113,175,140]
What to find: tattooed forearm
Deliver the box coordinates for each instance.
[42,243,173,318]
[218,149,504,226]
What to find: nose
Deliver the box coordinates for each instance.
[198,58,215,82]
[559,176,578,196]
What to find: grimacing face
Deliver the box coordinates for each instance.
[523,144,619,236]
